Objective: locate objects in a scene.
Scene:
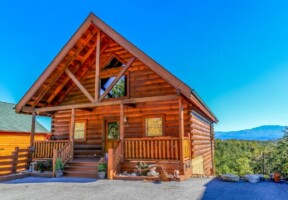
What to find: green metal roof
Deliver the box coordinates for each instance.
[0,101,49,133]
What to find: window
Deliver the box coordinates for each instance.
[107,121,120,140]
[74,121,86,140]
[103,57,123,70]
[100,57,127,99]
[145,117,164,137]
[100,75,127,98]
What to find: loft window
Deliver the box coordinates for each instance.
[103,57,123,70]
[100,76,127,98]
[145,117,164,137]
[74,121,86,140]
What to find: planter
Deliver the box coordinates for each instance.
[98,171,106,179]
[55,170,63,177]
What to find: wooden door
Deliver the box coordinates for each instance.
[104,119,120,152]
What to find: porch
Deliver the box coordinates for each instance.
[32,135,192,179]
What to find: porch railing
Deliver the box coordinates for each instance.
[107,141,122,180]
[124,137,181,160]
[33,140,70,159]
[52,141,72,176]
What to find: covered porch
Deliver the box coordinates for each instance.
[30,95,192,179]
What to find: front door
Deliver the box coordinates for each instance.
[104,119,120,152]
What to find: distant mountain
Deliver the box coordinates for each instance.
[215,125,286,141]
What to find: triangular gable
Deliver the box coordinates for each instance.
[16,13,217,122]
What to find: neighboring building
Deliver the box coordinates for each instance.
[16,13,218,179]
[0,101,48,155]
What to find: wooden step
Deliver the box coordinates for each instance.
[73,149,102,156]
[74,144,102,150]
[63,170,98,178]
[64,165,98,172]
[63,160,100,178]
[67,160,98,167]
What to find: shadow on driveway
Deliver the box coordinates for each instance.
[1,177,97,184]
[202,178,288,200]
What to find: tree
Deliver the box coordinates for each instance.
[271,127,288,178]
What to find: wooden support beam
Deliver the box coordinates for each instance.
[70,108,75,160]
[32,29,98,107]
[179,96,185,164]
[47,33,103,104]
[16,19,93,113]
[120,103,124,161]
[98,57,136,102]
[64,68,95,103]
[95,30,101,101]
[33,95,178,113]
[56,39,113,105]
[30,112,36,147]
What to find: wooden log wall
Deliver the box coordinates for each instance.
[0,132,45,156]
[190,112,213,176]
[52,98,191,157]
[60,39,177,105]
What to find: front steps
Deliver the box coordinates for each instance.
[63,160,99,178]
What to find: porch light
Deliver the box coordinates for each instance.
[124,116,128,123]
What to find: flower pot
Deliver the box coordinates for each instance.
[56,170,63,177]
[274,173,281,183]
[98,171,106,179]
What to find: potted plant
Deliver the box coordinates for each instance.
[98,157,107,179]
[55,158,64,177]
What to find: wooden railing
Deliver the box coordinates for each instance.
[33,140,70,159]
[52,141,72,176]
[107,141,122,180]
[124,137,180,160]
[0,147,29,176]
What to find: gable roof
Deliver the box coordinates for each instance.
[0,101,49,133]
[16,13,218,123]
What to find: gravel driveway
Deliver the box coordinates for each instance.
[0,177,287,200]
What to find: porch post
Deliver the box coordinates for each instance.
[30,111,36,147]
[70,108,75,160]
[210,124,215,175]
[178,97,185,164]
[120,103,124,161]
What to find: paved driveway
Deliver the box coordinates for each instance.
[0,177,287,200]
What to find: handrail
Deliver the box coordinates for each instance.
[52,141,72,176]
[57,141,72,164]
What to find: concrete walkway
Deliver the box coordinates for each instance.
[0,177,287,200]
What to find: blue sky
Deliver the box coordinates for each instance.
[0,0,288,131]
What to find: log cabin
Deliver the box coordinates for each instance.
[15,13,218,180]
[0,101,48,156]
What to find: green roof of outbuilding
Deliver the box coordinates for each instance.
[0,101,49,133]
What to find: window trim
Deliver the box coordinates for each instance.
[73,120,87,141]
[143,114,165,137]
